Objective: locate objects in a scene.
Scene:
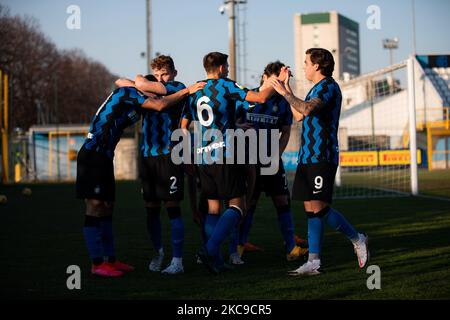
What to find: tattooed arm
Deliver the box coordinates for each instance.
[270,78,324,116]
[283,94,323,117]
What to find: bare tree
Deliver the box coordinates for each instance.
[0,4,117,130]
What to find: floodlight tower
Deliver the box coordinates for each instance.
[220,0,247,81]
[383,37,399,94]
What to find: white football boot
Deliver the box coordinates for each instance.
[148,248,164,272]
[161,258,184,275]
[288,259,322,276]
[353,233,369,268]
[229,252,245,265]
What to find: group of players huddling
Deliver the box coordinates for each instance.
[76,48,369,277]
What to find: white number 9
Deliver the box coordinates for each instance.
[314,176,323,190]
[197,96,214,126]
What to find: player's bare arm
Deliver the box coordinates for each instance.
[114,77,167,98]
[290,106,305,122]
[142,82,206,111]
[180,118,190,130]
[285,94,323,116]
[134,74,167,95]
[245,84,276,104]
[270,78,323,116]
[115,78,136,88]
[114,79,159,98]
[279,67,304,121]
[246,70,290,103]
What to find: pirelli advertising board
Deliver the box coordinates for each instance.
[339,150,422,167]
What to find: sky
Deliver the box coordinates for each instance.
[2,0,450,87]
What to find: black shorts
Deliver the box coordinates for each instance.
[292,162,337,204]
[253,159,289,198]
[76,145,115,201]
[197,164,246,200]
[140,154,184,202]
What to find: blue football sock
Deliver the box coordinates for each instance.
[308,215,324,256]
[277,208,296,253]
[239,207,254,245]
[204,213,220,242]
[206,207,241,257]
[170,217,184,258]
[228,224,239,255]
[99,215,115,262]
[146,207,162,252]
[83,216,102,264]
[324,207,359,241]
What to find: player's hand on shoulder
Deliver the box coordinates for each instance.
[187,82,206,95]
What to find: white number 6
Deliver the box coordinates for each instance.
[197,96,214,126]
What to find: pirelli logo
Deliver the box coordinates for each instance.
[340,151,377,166]
[340,150,422,167]
[378,150,422,165]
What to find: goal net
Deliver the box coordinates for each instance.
[335,61,418,198]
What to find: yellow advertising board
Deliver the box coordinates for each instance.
[339,150,421,167]
[339,151,378,167]
[379,150,422,165]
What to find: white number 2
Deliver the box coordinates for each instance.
[314,176,323,190]
[197,96,214,126]
[170,176,177,190]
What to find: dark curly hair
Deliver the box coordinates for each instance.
[260,61,285,85]
[306,48,335,77]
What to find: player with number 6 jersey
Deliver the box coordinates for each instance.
[181,51,280,274]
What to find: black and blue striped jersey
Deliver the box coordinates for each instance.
[183,78,249,153]
[141,81,187,157]
[299,77,341,166]
[83,86,146,158]
[237,88,292,130]
[236,89,292,157]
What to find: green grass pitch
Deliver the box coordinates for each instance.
[1,169,450,299]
